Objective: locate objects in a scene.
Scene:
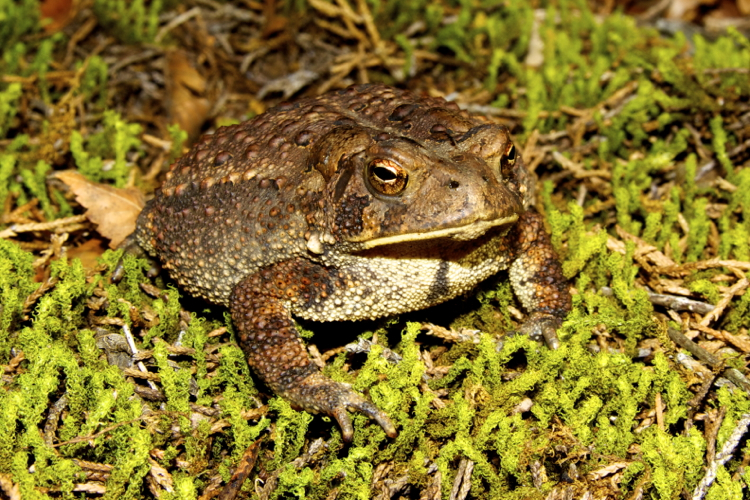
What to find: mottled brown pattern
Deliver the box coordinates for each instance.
[130,83,571,441]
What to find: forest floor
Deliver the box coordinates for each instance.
[2,1,750,499]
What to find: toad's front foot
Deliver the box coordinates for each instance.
[231,263,397,443]
[506,210,571,349]
[281,371,397,443]
[516,312,564,349]
[112,233,161,282]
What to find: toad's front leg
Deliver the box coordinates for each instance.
[230,258,397,443]
[506,210,572,348]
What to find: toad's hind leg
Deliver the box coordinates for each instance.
[230,258,397,442]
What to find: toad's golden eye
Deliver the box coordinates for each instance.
[503,143,516,167]
[366,159,408,196]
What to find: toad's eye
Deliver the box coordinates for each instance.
[366,159,408,196]
[503,143,516,167]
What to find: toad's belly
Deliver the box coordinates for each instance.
[291,233,513,322]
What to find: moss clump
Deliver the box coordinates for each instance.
[92,0,168,44]
[0,0,39,47]
[71,111,142,187]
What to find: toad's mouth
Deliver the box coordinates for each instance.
[355,214,518,250]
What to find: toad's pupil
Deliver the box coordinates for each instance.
[373,166,397,181]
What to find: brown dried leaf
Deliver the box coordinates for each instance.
[147,458,175,496]
[711,0,743,17]
[667,0,713,19]
[586,462,629,480]
[166,50,210,142]
[40,0,78,33]
[0,474,21,500]
[52,171,145,248]
[68,237,109,270]
[263,0,288,37]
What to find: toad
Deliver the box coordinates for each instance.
[127,84,571,441]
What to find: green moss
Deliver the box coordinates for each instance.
[715,386,750,449]
[167,123,189,163]
[722,273,750,332]
[19,160,53,219]
[80,55,110,109]
[706,465,745,500]
[521,71,546,134]
[274,464,315,498]
[728,168,750,232]
[431,0,475,64]
[685,198,710,261]
[0,243,712,499]
[30,35,63,103]
[93,0,167,44]
[170,474,199,500]
[605,251,655,351]
[0,83,22,137]
[182,317,212,403]
[71,111,142,187]
[268,398,313,469]
[0,239,37,357]
[140,286,182,346]
[694,28,750,99]
[658,188,681,251]
[105,431,152,500]
[0,0,39,47]
[2,41,26,76]
[558,202,608,279]
[214,341,258,402]
[642,427,705,499]
[218,381,269,464]
[652,352,691,426]
[710,115,735,181]
[154,341,192,413]
[394,34,414,79]
[7,341,111,495]
[641,210,663,245]
[681,153,697,210]
[0,239,266,494]
[30,258,88,343]
[319,447,383,499]
[687,279,719,305]
[0,391,21,472]
[655,51,717,113]
[475,410,532,477]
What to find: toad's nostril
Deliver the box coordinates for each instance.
[449,180,460,189]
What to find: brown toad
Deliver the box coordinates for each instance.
[129,84,571,441]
